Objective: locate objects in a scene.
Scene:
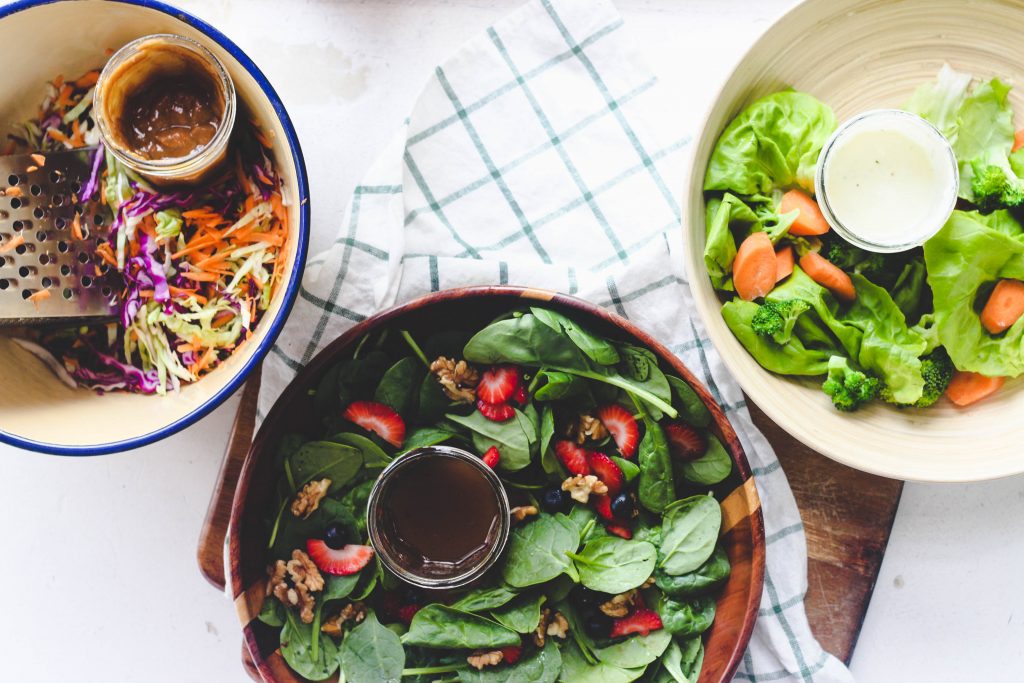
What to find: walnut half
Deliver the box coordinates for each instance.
[430,356,479,403]
[467,650,503,670]
[561,474,608,504]
[291,478,331,519]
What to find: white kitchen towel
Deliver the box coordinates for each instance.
[260,0,855,680]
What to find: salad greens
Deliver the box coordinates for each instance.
[705,65,1024,411]
[259,308,737,681]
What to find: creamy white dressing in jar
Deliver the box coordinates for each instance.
[814,109,958,252]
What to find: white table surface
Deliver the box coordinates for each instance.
[2,1,1022,681]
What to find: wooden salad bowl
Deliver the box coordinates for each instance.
[684,0,1024,482]
[227,286,766,682]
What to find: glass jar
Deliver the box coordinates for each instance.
[367,445,511,589]
[93,34,236,186]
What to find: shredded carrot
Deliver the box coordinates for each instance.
[53,74,64,89]
[28,289,51,309]
[71,214,83,240]
[30,153,46,167]
[211,311,235,328]
[55,84,73,109]
[73,70,100,89]
[0,234,25,253]
[180,271,219,282]
[46,128,70,144]
[95,242,118,267]
[4,186,22,198]
[70,120,84,148]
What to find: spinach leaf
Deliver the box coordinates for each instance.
[593,628,671,668]
[272,499,357,560]
[658,495,721,575]
[658,594,716,637]
[446,409,535,471]
[464,313,677,418]
[654,546,731,598]
[656,637,703,683]
[612,455,640,482]
[489,593,545,633]
[400,426,460,454]
[280,610,339,681]
[666,376,711,428]
[328,432,391,468]
[680,434,731,486]
[416,373,451,424]
[340,612,404,683]
[531,307,620,365]
[402,604,520,649]
[313,363,341,416]
[558,639,646,683]
[337,350,390,406]
[539,404,559,475]
[290,441,363,492]
[637,418,674,514]
[321,572,361,605]
[374,356,422,417]
[459,639,561,683]
[502,513,579,588]
[257,595,284,627]
[340,479,375,537]
[534,370,586,400]
[568,537,656,594]
[451,584,520,612]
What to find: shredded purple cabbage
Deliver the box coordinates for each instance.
[119,231,170,327]
[79,145,105,203]
[71,350,162,394]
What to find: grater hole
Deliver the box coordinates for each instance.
[36,230,47,242]
[52,194,63,207]
[21,289,31,300]
[10,197,21,209]
[18,266,32,277]
[62,287,73,300]
[57,241,68,253]
[60,264,71,276]
[41,277,52,288]
[55,217,66,230]
[94,214,105,227]
[12,220,23,231]
[98,263,110,274]
[81,275,93,288]
[38,254,50,265]
[29,184,41,197]
[77,252,89,264]
[15,244,27,255]
[7,174,18,186]
[49,170,61,183]
[0,278,7,290]
[71,181,81,194]
[33,207,44,219]
[101,285,112,297]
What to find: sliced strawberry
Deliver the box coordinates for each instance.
[593,493,614,520]
[477,365,520,404]
[376,591,402,623]
[606,522,633,539]
[610,608,663,639]
[587,451,624,498]
[500,645,523,665]
[477,399,515,422]
[597,404,639,458]
[554,440,591,475]
[511,382,528,406]
[482,446,501,468]
[343,401,406,447]
[398,604,422,625]
[664,423,707,461]
[306,539,375,576]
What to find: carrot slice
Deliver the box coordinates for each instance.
[946,371,1005,407]
[775,246,795,283]
[799,251,856,302]
[27,289,51,309]
[1014,129,1024,153]
[780,189,830,236]
[980,279,1024,334]
[733,231,778,301]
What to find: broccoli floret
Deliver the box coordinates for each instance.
[914,348,954,408]
[751,299,810,344]
[971,163,1024,212]
[825,239,886,277]
[822,356,880,411]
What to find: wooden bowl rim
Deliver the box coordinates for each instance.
[227,285,765,682]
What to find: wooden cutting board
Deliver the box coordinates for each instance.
[197,372,902,675]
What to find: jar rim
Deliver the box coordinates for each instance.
[366,445,511,590]
[93,33,236,175]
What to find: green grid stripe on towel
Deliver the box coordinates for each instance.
[259,1,856,681]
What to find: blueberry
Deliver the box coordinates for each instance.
[541,487,571,513]
[323,523,349,550]
[610,492,635,519]
[403,585,422,605]
[583,612,613,639]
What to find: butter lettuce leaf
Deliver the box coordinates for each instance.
[704,193,797,292]
[704,91,836,195]
[924,211,1024,376]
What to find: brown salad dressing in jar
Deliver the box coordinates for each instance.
[367,446,511,588]
[119,70,222,160]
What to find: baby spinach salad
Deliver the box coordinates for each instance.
[704,65,1024,411]
[259,306,737,682]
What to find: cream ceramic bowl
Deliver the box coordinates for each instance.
[0,0,308,455]
[686,0,1024,482]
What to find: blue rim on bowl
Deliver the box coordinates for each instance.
[0,0,310,456]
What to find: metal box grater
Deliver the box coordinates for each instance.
[0,148,119,325]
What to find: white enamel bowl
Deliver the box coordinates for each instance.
[0,0,308,455]
[685,0,1024,482]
